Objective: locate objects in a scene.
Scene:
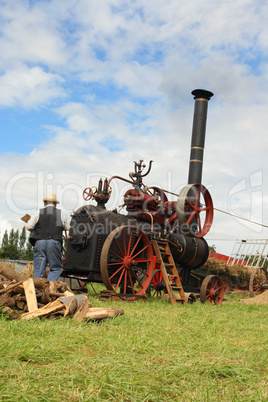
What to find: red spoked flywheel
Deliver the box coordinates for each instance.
[176,184,213,237]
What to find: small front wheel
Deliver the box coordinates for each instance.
[200,275,224,305]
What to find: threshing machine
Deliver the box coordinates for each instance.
[62,89,223,304]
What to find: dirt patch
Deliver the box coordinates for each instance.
[241,291,268,305]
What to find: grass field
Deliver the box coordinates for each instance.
[0,288,267,401]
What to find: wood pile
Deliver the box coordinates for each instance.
[0,264,124,322]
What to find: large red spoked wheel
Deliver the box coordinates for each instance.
[177,184,213,237]
[249,268,268,297]
[100,226,154,297]
[200,275,224,304]
[146,269,166,297]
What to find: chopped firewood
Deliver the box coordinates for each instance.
[64,297,77,317]
[49,281,58,293]
[84,307,124,321]
[2,306,21,320]
[48,292,71,298]
[0,295,16,308]
[40,288,51,305]
[58,296,77,316]
[0,281,23,294]
[72,298,90,322]
[63,290,75,298]
[59,294,91,319]
[20,299,64,320]
[32,278,49,290]
[0,265,49,290]
[16,301,26,310]
[11,284,25,294]
[55,281,72,293]
[0,265,27,282]
[75,294,91,308]
[23,278,38,312]
[0,274,124,323]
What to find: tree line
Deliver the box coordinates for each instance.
[0,227,33,261]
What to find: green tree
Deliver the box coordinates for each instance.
[25,240,34,261]
[2,230,9,247]
[0,227,32,260]
[19,227,27,259]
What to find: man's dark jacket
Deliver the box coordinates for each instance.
[30,206,63,246]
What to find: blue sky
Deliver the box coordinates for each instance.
[1,0,268,255]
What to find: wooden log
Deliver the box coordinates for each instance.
[63,290,75,298]
[72,299,90,322]
[48,292,71,298]
[40,287,51,305]
[64,298,77,317]
[48,309,66,319]
[32,278,49,290]
[20,299,64,320]
[49,281,58,293]
[0,265,27,282]
[0,295,16,308]
[23,278,38,312]
[10,284,25,294]
[16,301,26,310]
[58,296,78,317]
[55,281,72,293]
[83,307,124,321]
[0,281,24,295]
[75,294,92,308]
[2,307,21,320]
[0,265,48,290]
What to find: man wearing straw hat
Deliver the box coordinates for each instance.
[27,193,69,281]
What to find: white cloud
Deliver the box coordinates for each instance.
[0,64,64,107]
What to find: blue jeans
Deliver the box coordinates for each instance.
[33,239,62,281]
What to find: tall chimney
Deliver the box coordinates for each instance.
[188,89,214,184]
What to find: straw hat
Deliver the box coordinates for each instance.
[43,193,59,204]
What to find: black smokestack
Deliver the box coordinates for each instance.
[188,89,214,184]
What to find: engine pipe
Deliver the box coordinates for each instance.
[188,89,214,185]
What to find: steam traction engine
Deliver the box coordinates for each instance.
[62,89,224,304]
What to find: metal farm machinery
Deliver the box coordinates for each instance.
[61,89,225,304]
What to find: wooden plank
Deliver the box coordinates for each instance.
[21,214,31,223]
[23,278,38,312]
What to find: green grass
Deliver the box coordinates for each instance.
[0,287,267,401]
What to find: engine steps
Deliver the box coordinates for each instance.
[152,240,186,305]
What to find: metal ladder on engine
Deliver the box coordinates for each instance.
[152,240,186,305]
